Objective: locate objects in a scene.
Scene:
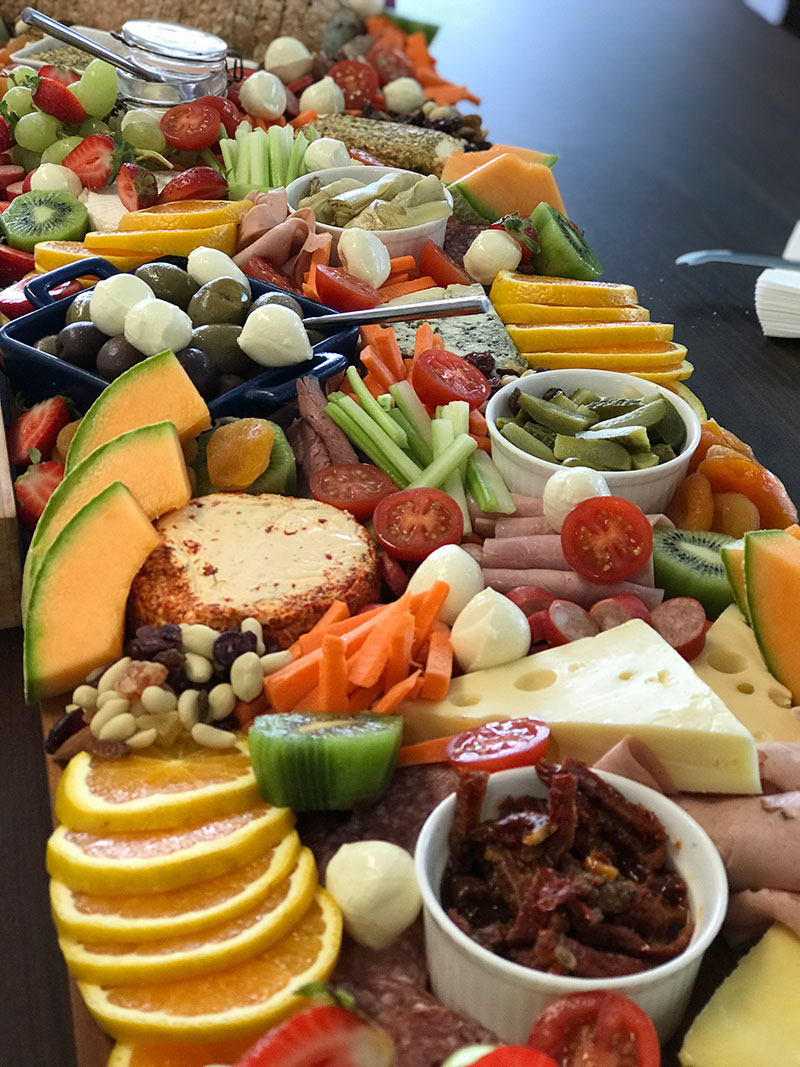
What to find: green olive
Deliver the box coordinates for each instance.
[34,334,59,356]
[56,323,107,369]
[190,323,252,376]
[134,263,199,310]
[65,288,93,324]
[250,291,305,318]
[187,278,251,327]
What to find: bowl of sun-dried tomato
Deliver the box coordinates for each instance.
[414,760,727,1046]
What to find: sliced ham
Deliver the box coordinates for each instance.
[233,191,333,283]
[482,567,664,610]
[468,494,544,523]
[593,735,678,795]
[725,888,800,946]
[461,542,483,565]
[482,534,565,571]
[494,515,553,537]
[472,516,497,539]
[758,741,800,792]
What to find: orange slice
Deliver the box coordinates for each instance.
[55,740,262,832]
[107,1036,256,1066]
[630,360,694,384]
[508,321,674,351]
[84,224,238,257]
[60,847,317,983]
[490,271,639,307]
[34,241,153,274]
[50,830,300,943]
[119,200,252,232]
[665,380,707,421]
[80,889,342,1041]
[515,341,688,370]
[47,804,294,895]
[494,302,651,324]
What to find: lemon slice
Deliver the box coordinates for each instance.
[33,241,153,273]
[80,889,342,1041]
[631,360,694,384]
[514,341,688,370]
[507,321,674,351]
[107,1035,256,1066]
[50,830,300,943]
[55,740,262,833]
[494,302,651,324]
[47,804,294,895]
[664,379,707,419]
[60,848,317,984]
[119,200,252,232]
[490,271,639,307]
[84,224,237,257]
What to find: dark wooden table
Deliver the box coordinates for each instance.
[2,0,799,1062]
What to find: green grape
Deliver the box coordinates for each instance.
[14,112,62,152]
[41,136,84,165]
[10,66,37,86]
[10,145,40,171]
[78,117,110,137]
[122,120,166,152]
[70,60,118,118]
[2,85,33,118]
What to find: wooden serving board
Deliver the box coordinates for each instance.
[0,376,22,630]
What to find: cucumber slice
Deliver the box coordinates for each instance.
[248,712,403,811]
[529,202,603,281]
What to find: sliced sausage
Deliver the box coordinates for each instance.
[543,600,599,647]
[589,594,652,631]
[505,586,556,615]
[482,567,665,610]
[527,608,548,645]
[649,596,707,660]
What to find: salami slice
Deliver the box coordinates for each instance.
[328,59,380,109]
[649,596,707,660]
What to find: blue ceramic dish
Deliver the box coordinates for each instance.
[0,257,358,417]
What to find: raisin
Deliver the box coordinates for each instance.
[128,624,176,659]
[114,661,169,698]
[464,352,495,378]
[508,388,522,417]
[45,706,86,754]
[214,629,257,668]
[206,419,275,491]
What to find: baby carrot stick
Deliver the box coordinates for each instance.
[382,610,415,691]
[371,669,422,714]
[412,579,450,656]
[419,629,454,701]
[396,734,457,766]
[318,633,349,712]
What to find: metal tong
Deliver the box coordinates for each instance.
[302,294,490,331]
[20,9,161,81]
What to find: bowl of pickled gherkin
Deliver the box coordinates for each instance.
[486,369,701,513]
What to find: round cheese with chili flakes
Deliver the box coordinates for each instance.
[129,493,379,647]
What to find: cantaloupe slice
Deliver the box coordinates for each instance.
[66,352,210,473]
[490,271,638,308]
[23,421,191,613]
[505,321,674,351]
[23,482,161,701]
[744,529,800,702]
[494,302,650,325]
[447,154,567,222]
[720,538,749,622]
[441,144,558,184]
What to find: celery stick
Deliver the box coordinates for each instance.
[236,130,252,185]
[408,433,477,490]
[252,127,269,188]
[337,395,422,485]
[390,408,433,467]
[306,123,318,143]
[200,148,223,174]
[389,380,433,449]
[346,366,408,449]
[443,400,470,478]
[466,450,516,514]
[325,401,409,487]
[377,393,393,412]
[285,130,307,186]
[238,120,252,136]
[431,417,454,455]
[431,419,471,532]
[219,137,236,180]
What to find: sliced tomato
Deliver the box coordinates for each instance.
[475,1050,557,1067]
[365,44,417,86]
[411,348,491,411]
[160,101,221,151]
[446,719,550,773]
[349,147,387,166]
[310,463,395,521]
[419,239,472,287]
[195,94,242,137]
[328,59,381,109]
[560,497,653,584]
[527,991,661,1067]
[373,487,463,562]
[315,265,381,312]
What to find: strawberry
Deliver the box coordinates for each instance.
[0,164,25,190]
[38,64,80,86]
[0,243,34,285]
[157,165,227,203]
[62,134,115,190]
[116,163,158,212]
[7,396,71,466]
[33,77,86,124]
[0,116,10,154]
[233,1005,395,1067]
[14,461,65,530]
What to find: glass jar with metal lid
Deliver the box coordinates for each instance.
[116,20,230,109]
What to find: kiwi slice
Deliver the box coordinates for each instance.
[1,190,89,253]
[248,712,403,811]
[529,202,603,281]
[652,527,736,620]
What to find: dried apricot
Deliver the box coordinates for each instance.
[711,492,760,538]
[688,420,755,474]
[698,451,798,529]
[666,471,714,530]
[207,419,274,491]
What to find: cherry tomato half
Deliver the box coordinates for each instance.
[560,496,653,584]
[309,463,396,521]
[372,487,463,562]
[328,59,381,109]
[411,349,491,411]
[445,719,550,773]
[475,1050,557,1067]
[195,94,242,137]
[315,265,381,312]
[160,101,221,151]
[527,991,661,1067]
[419,239,472,287]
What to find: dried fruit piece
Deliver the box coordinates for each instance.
[666,471,714,530]
[114,660,169,698]
[711,491,761,539]
[698,451,798,530]
[207,419,274,491]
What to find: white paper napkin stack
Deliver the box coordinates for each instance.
[755,220,800,336]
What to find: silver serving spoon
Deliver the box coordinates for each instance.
[676,249,800,271]
[302,294,490,330]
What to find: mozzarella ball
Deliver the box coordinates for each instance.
[450,587,530,672]
[338,227,391,289]
[463,229,522,286]
[239,69,287,120]
[303,136,352,172]
[347,0,385,16]
[187,246,251,296]
[90,274,154,336]
[30,163,82,197]
[542,466,611,532]
[326,841,421,950]
[237,304,313,366]
[406,544,484,626]
[299,76,345,117]
[383,76,425,114]
[124,298,192,357]
[264,36,313,83]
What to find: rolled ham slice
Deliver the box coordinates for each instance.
[482,567,664,610]
[725,889,800,946]
[494,515,553,537]
[482,534,565,571]
[593,735,678,795]
[758,741,800,792]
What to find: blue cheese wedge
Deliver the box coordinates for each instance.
[400,619,761,794]
[386,283,526,371]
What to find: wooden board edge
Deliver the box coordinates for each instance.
[0,406,22,630]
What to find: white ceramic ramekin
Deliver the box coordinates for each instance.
[485,368,701,513]
[285,165,453,263]
[415,766,727,1045]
